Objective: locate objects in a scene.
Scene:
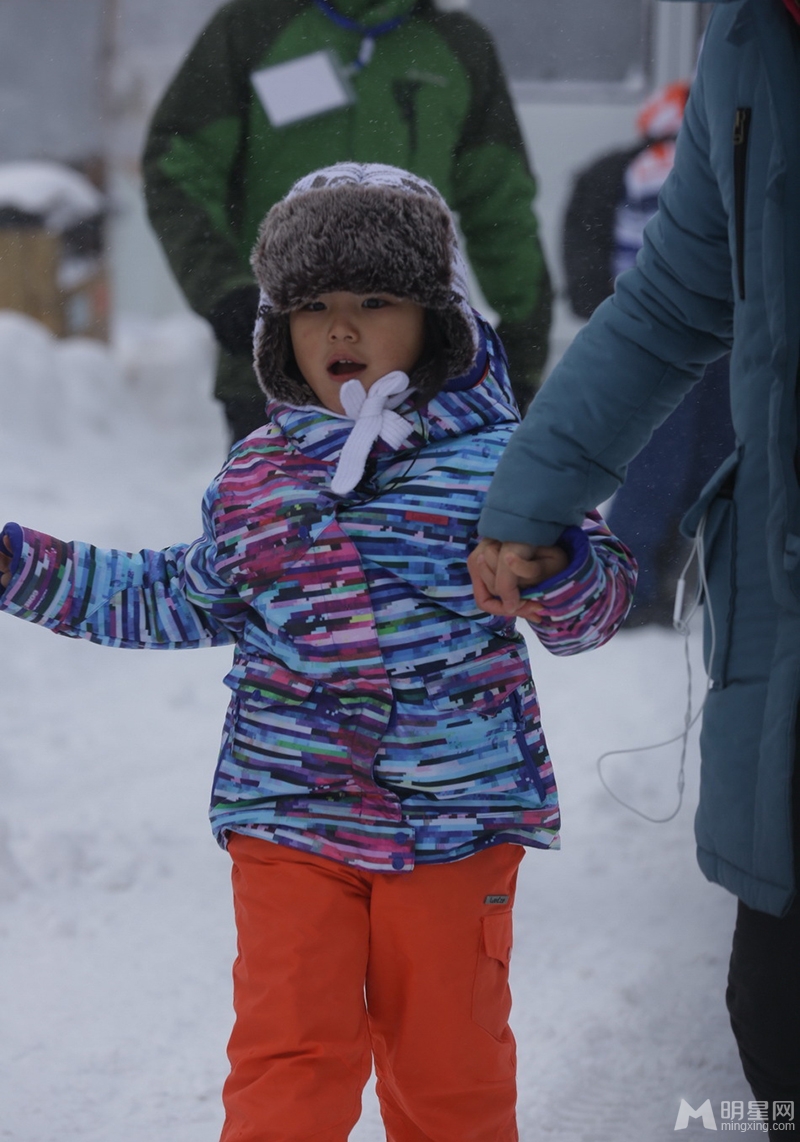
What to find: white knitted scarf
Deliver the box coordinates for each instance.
[330,371,415,495]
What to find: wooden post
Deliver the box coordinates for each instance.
[0,228,64,336]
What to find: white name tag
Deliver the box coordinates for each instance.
[251,51,354,129]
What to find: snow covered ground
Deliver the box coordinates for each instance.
[0,312,750,1141]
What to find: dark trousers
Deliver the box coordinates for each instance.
[607,355,734,618]
[725,707,800,1139]
[727,894,800,1138]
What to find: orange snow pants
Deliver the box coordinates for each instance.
[220,834,524,1142]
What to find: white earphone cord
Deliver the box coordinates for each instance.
[596,514,716,823]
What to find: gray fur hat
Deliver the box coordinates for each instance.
[250,163,479,405]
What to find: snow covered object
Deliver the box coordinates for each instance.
[0,161,107,339]
[0,162,102,233]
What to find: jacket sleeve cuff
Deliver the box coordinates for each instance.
[0,526,77,624]
[523,525,590,595]
[0,522,23,589]
[477,504,564,547]
[517,513,636,654]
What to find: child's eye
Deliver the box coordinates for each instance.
[362,297,389,309]
[301,300,325,312]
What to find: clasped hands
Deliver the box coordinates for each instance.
[0,534,11,588]
[467,538,568,620]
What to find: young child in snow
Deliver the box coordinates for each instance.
[0,163,635,1142]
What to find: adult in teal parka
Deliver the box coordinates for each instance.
[471,0,800,1132]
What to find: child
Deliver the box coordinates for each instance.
[0,163,635,1142]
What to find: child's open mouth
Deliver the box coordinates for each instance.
[328,358,366,378]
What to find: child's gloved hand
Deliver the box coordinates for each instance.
[0,533,12,587]
[468,538,568,620]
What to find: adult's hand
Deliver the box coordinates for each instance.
[468,538,568,619]
[0,534,12,588]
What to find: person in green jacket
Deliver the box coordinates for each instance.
[143,0,552,441]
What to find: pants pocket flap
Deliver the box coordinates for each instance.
[482,911,512,965]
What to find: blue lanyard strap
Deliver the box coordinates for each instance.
[313,0,409,70]
[313,0,408,37]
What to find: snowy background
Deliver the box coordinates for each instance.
[0,1,748,1137]
[0,311,751,1140]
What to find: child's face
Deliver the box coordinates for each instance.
[289,292,426,414]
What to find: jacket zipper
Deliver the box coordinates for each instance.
[510,690,547,800]
[392,79,421,157]
[733,107,752,301]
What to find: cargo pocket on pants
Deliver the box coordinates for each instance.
[472,911,513,1040]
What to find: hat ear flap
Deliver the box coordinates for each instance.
[409,304,480,400]
[253,309,316,405]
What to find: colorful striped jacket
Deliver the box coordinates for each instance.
[0,323,635,871]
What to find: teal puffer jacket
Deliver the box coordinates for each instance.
[480,0,800,916]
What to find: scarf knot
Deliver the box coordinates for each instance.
[330,371,414,495]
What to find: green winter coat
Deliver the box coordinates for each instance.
[142,0,551,414]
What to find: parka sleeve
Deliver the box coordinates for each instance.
[142,4,277,317]
[519,511,637,656]
[478,50,734,547]
[0,487,245,650]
